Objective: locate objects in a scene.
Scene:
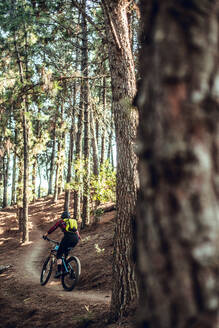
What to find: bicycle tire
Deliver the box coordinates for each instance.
[61,256,81,291]
[40,256,53,286]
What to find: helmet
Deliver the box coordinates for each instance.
[61,211,70,219]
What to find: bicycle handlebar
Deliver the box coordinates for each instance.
[43,236,60,245]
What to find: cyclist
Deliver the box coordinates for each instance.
[43,211,80,278]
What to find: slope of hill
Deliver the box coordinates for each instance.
[0,195,135,328]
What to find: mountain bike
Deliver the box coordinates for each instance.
[40,236,81,291]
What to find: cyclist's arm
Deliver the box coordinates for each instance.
[76,230,81,240]
[47,220,63,234]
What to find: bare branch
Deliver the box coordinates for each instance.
[101,0,122,50]
[71,0,106,40]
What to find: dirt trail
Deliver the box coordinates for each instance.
[0,196,114,328]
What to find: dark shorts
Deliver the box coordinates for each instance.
[57,232,79,259]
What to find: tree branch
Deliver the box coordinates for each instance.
[101,0,122,50]
[71,0,106,40]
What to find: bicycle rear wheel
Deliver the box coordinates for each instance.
[40,256,53,285]
[61,256,81,291]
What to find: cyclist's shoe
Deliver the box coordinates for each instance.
[54,271,62,279]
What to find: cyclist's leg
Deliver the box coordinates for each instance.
[66,232,79,249]
[62,233,79,257]
[55,237,67,277]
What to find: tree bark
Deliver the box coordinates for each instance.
[81,0,91,228]
[53,141,60,203]
[22,105,29,243]
[96,120,100,152]
[32,110,40,203]
[16,158,23,233]
[107,108,114,166]
[37,162,42,198]
[136,1,219,328]
[12,16,29,243]
[100,76,106,166]
[73,103,84,220]
[11,128,17,205]
[64,112,75,211]
[91,105,99,176]
[48,118,56,195]
[32,158,37,203]
[73,13,85,221]
[2,152,9,208]
[54,103,65,202]
[0,151,3,207]
[102,0,138,319]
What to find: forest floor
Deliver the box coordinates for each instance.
[0,195,136,328]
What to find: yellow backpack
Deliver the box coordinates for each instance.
[64,218,78,233]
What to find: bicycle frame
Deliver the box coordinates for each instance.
[44,236,74,274]
[41,235,81,290]
[62,257,69,272]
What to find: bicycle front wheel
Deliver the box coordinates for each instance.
[40,256,53,286]
[61,256,81,291]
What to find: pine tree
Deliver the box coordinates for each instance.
[81,0,91,228]
[136,1,219,327]
[64,83,77,212]
[102,0,138,319]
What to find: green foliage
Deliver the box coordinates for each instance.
[67,159,116,204]
[0,0,116,209]
[90,160,116,204]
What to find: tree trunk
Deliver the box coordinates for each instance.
[73,12,86,222]
[16,159,23,233]
[0,151,3,207]
[100,76,106,166]
[91,105,99,176]
[12,13,30,243]
[64,119,75,212]
[37,163,41,198]
[11,129,17,205]
[107,109,114,165]
[53,108,65,203]
[53,146,60,203]
[102,0,138,319]
[54,136,65,202]
[58,104,66,195]
[48,119,56,195]
[2,152,9,208]
[73,105,84,221]
[32,111,40,203]
[136,1,219,328]
[81,0,91,228]
[32,157,37,203]
[22,24,30,243]
[13,31,29,243]
[22,105,29,243]
[96,120,100,152]
[64,78,77,212]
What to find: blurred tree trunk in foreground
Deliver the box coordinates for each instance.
[136,1,219,328]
